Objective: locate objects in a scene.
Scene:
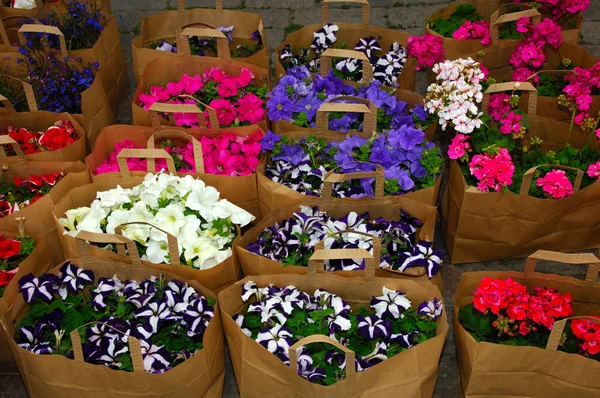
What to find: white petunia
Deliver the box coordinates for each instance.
[145,238,170,264]
[155,203,187,236]
[61,207,91,231]
[209,200,255,226]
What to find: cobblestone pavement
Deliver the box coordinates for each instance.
[0,1,599,397]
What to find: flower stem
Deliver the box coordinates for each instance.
[566,108,576,148]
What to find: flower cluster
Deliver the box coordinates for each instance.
[536,169,574,199]
[0,172,63,217]
[153,26,263,59]
[428,3,491,45]
[262,130,442,199]
[2,120,78,155]
[247,206,443,277]
[60,173,254,269]
[570,318,600,357]
[5,0,59,9]
[0,233,34,298]
[506,0,590,22]
[405,34,445,71]
[453,20,491,45]
[559,60,600,126]
[268,65,432,133]
[16,263,215,373]
[468,147,516,193]
[236,283,441,384]
[95,130,263,177]
[280,24,407,86]
[425,58,486,134]
[139,69,267,129]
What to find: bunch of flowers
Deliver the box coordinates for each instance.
[267,65,433,133]
[0,231,34,298]
[405,33,446,71]
[153,26,263,59]
[447,82,600,198]
[459,277,600,361]
[279,24,408,86]
[60,173,254,269]
[138,69,267,129]
[15,263,215,373]
[557,60,600,126]
[1,120,78,155]
[425,58,487,134]
[235,282,442,384]
[4,0,59,8]
[261,130,442,199]
[0,172,63,217]
[505,0,590,24]
[95,130,263,177]
[246,206,443,277]
[427,4,491,45]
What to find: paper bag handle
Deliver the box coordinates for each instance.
[18,24,68,55]
[70,322,145,372]
[527,69,574,82]
[0,75,38,113]
[319,48,373,83]
[316,95,377,137]
[490,4,541,45]
[482,82,537,119]
[519,164,584,197]
[524,250,600,286]
[289,334,356,377]
[74,230,143,267]
[0,135,24,158]
[0,15,40,46]
[546,316,600,351]
[148,100,220,129]
[115,221,181,266]
[147,129,205,173]
[116,148,177,179]
[322,164,384,202]
[322,0,369,26]
[177,0,223,11]
[178,27,231,59]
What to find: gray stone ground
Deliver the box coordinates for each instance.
[1,1,600,397]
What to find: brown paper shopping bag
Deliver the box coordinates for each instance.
[0,229,53,375]
[275,0,416,91]
[0,160,89,264]
[455,251,600,397]
[86,124,263,218]
[0,0,113,24]
[441,83,600,263]
[236,198,443,291]
[219,258,448,398]
[132,0,268,85]
[132,50,269,132]
[52,179,242,293]
[1,230,225,398]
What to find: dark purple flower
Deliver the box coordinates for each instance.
[16,325,53,355]
[411,105,428,121]
[134,301,172,333]
[272,144,307,166]
[267,95,295,121]
[398,242,443,277]
[56,260,95,297]
[418,299,443,320]
[183,296,214,337]
[261,131,282,152]
[369,147,394,168]
[370,287,411,320]
[19,273,58,303]
[141,340,172,373]
[357,314,392,339]
[256,325,293,356]
[388,125,425,151]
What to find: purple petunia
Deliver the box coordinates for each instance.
[370,287,412,320]
[19,273,58,304]
[357,314,392,339]
[418,299,443,320]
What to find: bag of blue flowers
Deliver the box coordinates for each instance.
[219,253,448,397]
[132,0,269,86]
[1,230,225,397]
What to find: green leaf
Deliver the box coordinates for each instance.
[458,304,492,337]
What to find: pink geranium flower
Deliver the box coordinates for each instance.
[236,93,265,125]
[448,134,471,160]
[469,148,515,192]
[587,162,600,179]
[210,99,237,127]
[500,111,523,136]
[217,78,239,98]
[536,169,574,199]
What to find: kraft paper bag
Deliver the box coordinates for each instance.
[52,179,242,293]
[455,251,600,397]
[0,0,113,24]
[441,83,600,263]
[131,0,268,85]
[274,0,417,91]
[219,267,448,398]
[1,231,225,398]
[236,198,444,292]
[0,230,53,375]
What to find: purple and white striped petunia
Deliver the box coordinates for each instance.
[141,340,172,374]
[183,296,214,337]
[397,242,443,277]
[370,287,412,320]
[389,331,417,349]
[241,281,261,302]
[91,276,124,310]
[55,262,95,299]
[233,314,252,337]
[18,273,58,303]
[134,301,172,333]
[248,297,288,325]
[16,325,53,355]
[256,324,293,357]
[418,299,443,320]
[314,289,352,332]
[357,314,392,339]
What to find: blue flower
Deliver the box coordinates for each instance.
[272,144,307,166]
[261,131,282,152]
[267,95,295,122]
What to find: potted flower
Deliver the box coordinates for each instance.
[237,202,443,290]
[455,250,600,396]
[1,231,225,396]
[218,261,447,396]
[55,172,255,293]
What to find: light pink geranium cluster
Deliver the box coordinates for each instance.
[510,18,563,82]
[448,134,471,160]
[95,130,264,177]
[468,147,515,192]
[139,68,266,128]
[561,61,600,125]
[507,0,590,21]
[536,169,574,199]
[452,20,491,45]
[406,34,446,71]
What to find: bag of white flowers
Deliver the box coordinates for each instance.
[131,0,268,86]
[53,173,255,293]
[1,230,225,397]
[236,198,444,292]
[455,251,600,397]
[219,253,448,397]
[0,222,53,374]
[86,121,265,218]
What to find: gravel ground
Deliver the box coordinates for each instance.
[1,1,599,397]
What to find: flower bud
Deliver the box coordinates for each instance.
[16,217,25,238]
